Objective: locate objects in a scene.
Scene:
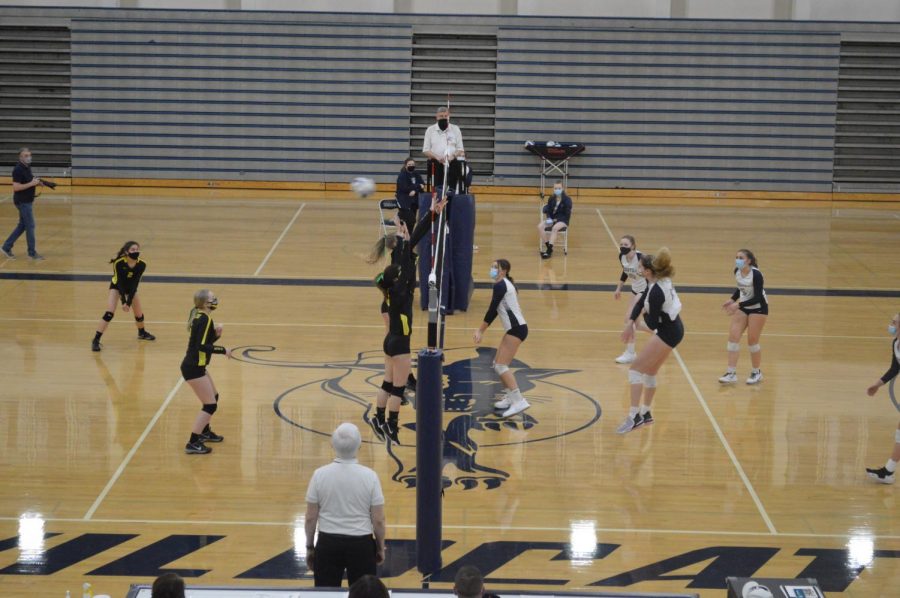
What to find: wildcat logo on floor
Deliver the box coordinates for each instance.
[233,345,601,490]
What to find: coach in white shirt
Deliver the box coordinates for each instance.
[423,106,466,194]
[305,423,386,587]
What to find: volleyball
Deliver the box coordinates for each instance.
[350,177,376,198]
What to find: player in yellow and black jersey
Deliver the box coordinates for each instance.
[181,289,230,455]
[92,241,156,351]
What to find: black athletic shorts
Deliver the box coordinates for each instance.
[655,317,684,349]
[180,360,207,381]
[383,333,411,357]
[505,324,529,342]
[740,305,769,316]
[380,300,388,315]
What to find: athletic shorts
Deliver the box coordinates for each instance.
[655,318,684,349]
[740,305,769,316]
[380,300,388,315]
[180,361,207,381]
[505,324,529,342]
[383,333,411,357]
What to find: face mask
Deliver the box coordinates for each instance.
[620,246,631,256]
[553,188,563,196]
[207,299,218,311]
[406,165,415,172]
[889,325,898,336]
[438,118,448,131]
[735,258,746,269]
[127,251,140,260]
[489,267,499,279]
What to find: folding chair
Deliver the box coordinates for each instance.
[378,198,399,238]
[538,199,569,255]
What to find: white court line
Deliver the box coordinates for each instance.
[596,206,778,535]
[83,377,185,520]
[0,515,895,540]
[673,350,777,534]
[253,202,306,276]
[0,316,887,340]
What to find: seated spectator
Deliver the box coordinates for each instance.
[152,572,185,598]
[348,574,390,598]
[538,180,572,259]
[455,565,499,598]
[396,156,425,230]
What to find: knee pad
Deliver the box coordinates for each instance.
[102,311,114,322]
[643,374,657,388]
[895,429,900,444]
[135,314,144,323]
[749,344,761,353]
[726,341,740,352]
[493,362,509,376]
[202,403,218,415]
[381,380,392,392]
[628,369,643,385]
[390,385,405,399]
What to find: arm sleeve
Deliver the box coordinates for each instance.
[881,343,900,383]
[643,285,664,331]
[730,268,740,301]
[193,314,226,354]
[409,209,433,248]
[620,269,628,284]
[113,261,129,304]
[738,269,765,308]
[483,281,505,325]
[542,200,550,216]
[560,196,572,222]
[629,287,649,322]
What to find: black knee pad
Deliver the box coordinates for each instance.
[102,311,114,322]
[381,380,392,392]
[135,314,144,323]
[202,403,218,415]
[390,385,405,399]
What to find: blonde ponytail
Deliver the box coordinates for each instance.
[652,247,675,278]
[187,289,210,330]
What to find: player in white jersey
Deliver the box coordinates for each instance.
[613,235,647,364]
[864,311,900,484]
[617,248,684,434]
[720,249,768,385]
[473,258,530,418]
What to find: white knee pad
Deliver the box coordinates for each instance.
[749,344,761,353]
[895,429,900,444]
[494,362,509,376]
[628,369,643,385]
[643,374,657,388]
[727,342,740,352]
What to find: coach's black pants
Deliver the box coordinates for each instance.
[313,532,377,587]
[429,158,464,194]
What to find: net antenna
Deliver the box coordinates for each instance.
[426,156,450,350]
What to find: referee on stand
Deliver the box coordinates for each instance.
[2,148,44,261]
[305,423,387,587]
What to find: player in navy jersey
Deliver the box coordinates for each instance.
[613,235,647,364]
[474,259,530,418]
[864,312,900,484]
[720,249,768,385]
[617,248,684,434]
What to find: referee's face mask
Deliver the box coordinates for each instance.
[437,110,449,130]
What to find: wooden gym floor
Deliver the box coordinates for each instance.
[0,190,898,597]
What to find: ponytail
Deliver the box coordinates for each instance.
[367,235,398,264]
[496,258,516,291]
[187,289,210,330]
[652,247,675,278]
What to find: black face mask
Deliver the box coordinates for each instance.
[406,165,416,172]
[619,246,631,256]
[438,118,448,131]
[128,251,140,260]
